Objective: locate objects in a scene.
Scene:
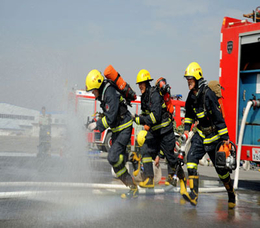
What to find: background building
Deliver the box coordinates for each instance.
[0,103,66,137]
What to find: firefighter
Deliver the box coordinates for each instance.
[85,69,138,199]
[154,77,178,186]
[134,69,186,189]
[181,62,236,209]
[38,106,51,157]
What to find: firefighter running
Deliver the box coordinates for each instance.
[155,77,178,186]
[133,69,186,191]
[181,62,236,209]
[85,69,138,199]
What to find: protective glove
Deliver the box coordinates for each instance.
[144,125,150,131]
[133,114,140,124]
[88,122,97,131]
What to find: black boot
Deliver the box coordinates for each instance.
[223,177,236,209]
[189,176,199,206]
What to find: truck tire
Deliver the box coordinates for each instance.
[104,131,112,152]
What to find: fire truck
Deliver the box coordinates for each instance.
[219,8,260,169]
[71,89,185,152]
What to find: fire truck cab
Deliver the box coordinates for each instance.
[219,12,260,164]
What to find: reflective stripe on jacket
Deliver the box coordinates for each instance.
[184,84,229,144]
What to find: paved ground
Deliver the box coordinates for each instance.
[0,153,259,228]
[1,135,259,191]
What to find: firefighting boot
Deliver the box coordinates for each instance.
[177,167,189,198]
[165,174,177,186]
[182,176,199,206]
[129,152,142,177]
[121,184,139,199]
[179,177,189,197]
[223,177,236,209]
[189,176,199,206]
[139,177,154,188]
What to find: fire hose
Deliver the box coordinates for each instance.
[234,98,260,189]
[173,133,189,184]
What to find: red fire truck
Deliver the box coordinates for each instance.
[219,10,260,165]
[71,89,185,152]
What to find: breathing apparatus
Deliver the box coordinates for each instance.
[155,77,171,96]
[155,77,174,115]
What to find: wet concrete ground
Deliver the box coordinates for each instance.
[0,187,259,228]
[0,153,259,227]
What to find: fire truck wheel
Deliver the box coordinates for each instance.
[104,131,112,152]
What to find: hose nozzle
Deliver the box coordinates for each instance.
[180,133,189,143]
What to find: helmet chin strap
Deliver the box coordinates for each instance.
[192,79,207,94]
[145,81,151,87]
[197,79,207,89]
[144,81,151,92]
[97,81,106,100]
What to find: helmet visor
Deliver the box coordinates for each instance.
[185,76,194,80]
[86,85,95,92]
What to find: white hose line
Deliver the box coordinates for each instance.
[0,190,58,199]
[0,187,226,199]
[0,181,227,199]
[234,101,253,189]
[0,182,128,189]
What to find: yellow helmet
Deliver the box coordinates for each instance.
[136,69,153,84]
[184,62,203,80]
[85,69,104,91]
[137,130,148,147]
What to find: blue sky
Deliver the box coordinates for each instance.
[0,0,259,111]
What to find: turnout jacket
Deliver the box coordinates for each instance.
[96,81,133,134]
[135,85,173,135]
[184,84,229,144]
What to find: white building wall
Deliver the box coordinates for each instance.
[0,103,66,137]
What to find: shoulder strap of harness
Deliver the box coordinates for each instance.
[102,81,127,118]
[202,85,215,129]
[101,81,111,101]
[202,85,209,114]
[148,86,158,103]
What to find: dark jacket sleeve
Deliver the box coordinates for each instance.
[184,92,195,132]
[138,90,162,126]
[96,86,119,132]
